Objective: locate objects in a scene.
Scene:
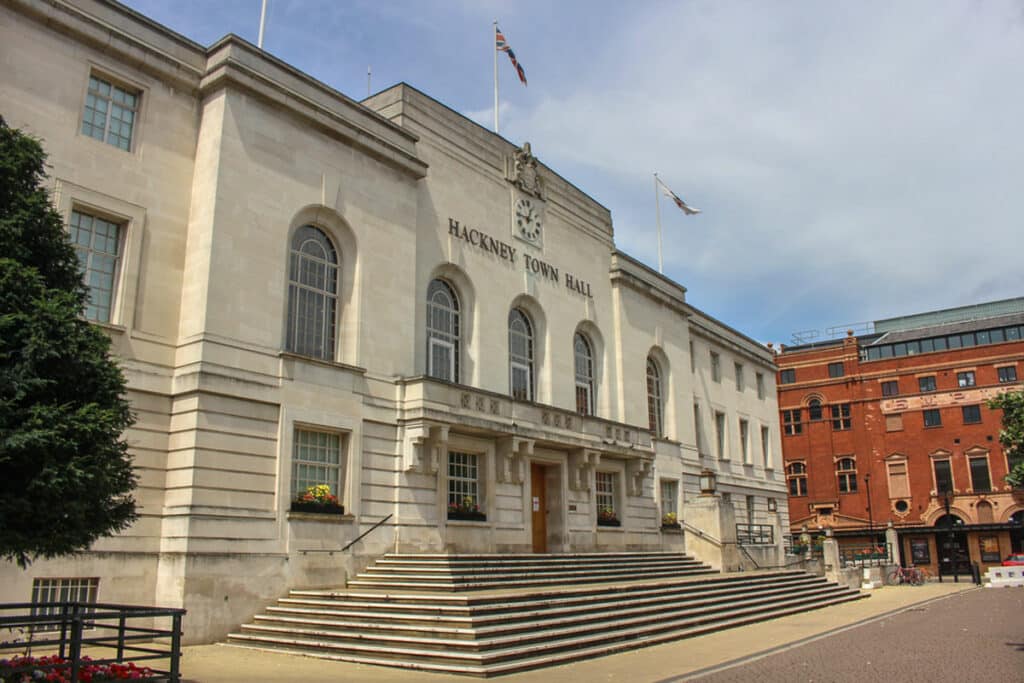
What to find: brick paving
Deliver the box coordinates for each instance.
[684,588,1024,682]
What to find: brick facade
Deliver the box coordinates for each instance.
[776,304,1024,576]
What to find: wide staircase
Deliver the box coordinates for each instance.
[226,552,863,676]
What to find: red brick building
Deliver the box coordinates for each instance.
[776,298,1024,577]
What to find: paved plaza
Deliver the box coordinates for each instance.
[178,582,1008,682]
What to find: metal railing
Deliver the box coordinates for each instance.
[0,602,184,682]
[299,513,393,555]
[736,523,774,545]
[838,542,892,568]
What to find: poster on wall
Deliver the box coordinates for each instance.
[979,536,1000,563]
[910,538,930,564]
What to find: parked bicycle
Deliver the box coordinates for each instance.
[886,565,926,586]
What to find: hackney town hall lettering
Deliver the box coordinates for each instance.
[448,218,594,298]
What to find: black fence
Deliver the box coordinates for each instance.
[0,602,185,682]
[736,523,775,545]
[838,542,892,568]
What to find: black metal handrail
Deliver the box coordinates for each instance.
[0,602,185,682]
[299,513,393,554]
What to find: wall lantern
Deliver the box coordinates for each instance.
[768,498,778,512]
[699,469,717,495]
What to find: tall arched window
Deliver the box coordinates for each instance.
[427,279,460,382]
[808,398,823,421]
[574,333,595,416]
[508,308,534,401]
[286,225,338,359]
[646,356,663,436]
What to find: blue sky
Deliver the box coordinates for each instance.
[122,0,1024,344]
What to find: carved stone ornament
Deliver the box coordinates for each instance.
[508,142,546,200]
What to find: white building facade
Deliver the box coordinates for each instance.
[1,0,789,642]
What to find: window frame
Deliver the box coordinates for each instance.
[932,458,954,495]
[595,470,617,517]
[918,376,937,393]
[756,372,766,400]
[779,368,796,385]
[508,308,535,401]
[646,356,664,437]
[836,457,858,493]
[739,418,750,464]
[881,380,899,397]
[969,454,992,493]
[710,351,721,383]
[808,398,823,422]
[660,479,679,521]
[291,426,345,501]
[961,404,982,424]
[783,409,803,435]
[31,578,100,632]
[427,279,461,382]
[69,208,124,324]
[447,450,484,514]
[831,403,852,430]
[714,410,727,459]
[574,333,596,416]
[286,225,340,361]
[80,72,141,152]
[923,408,942,428]
[828,362,844,378]
[997,366,1017,383]
[787,462,808,496]
[957,371,976,388]
[734,362,744,392]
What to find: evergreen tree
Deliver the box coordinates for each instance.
[0,117,137,567]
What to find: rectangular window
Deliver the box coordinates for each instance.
[81,75,139,151]
[918,376,936,393]
[693,403,705,456]
[756,372,765,400]
[660,479,678,521]
[885,414,904,432]
[962,405,982,424]
[745,495,755,526]
[429,338,455,382]
[31,578,99,632]
[881,380,899,397]
[933,459,953,494]
[998,366,1018,383]
[828,362,844,378]
[957,371,976,388]
[511,362,531,401]
[780,368,796,385]
[735,363,744,391]
[830,403,852,430]
[689,341,695,372]
[783,409,803,435]
[447,451,480,508]
[761,425,771,469]
[969,456,991,493]
[923,409,942,428]
[292,428,344,499]
[888,460,910,498]
[70,209,122,323]
[596,471,615,515]
[739,419,750,464]
[715,411,726,459]
[710,351,721,383]
[910,538,931,564]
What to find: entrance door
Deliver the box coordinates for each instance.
[531,463,547,553]
[939,531,971,576]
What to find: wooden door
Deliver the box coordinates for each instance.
[531,463,547,553]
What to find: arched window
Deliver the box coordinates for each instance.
[286,226,338,359]
[646,356,663,436]
[427,279,460,382]
[836,457,858,493]
[574,333,595,416]
[508,309,534,401]
[787,462,808,496]
[808,398,823,421]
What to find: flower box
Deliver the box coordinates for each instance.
[447,510,487,522]
[290,501,345,515]
[597,518,621,527]
[661,522,682,530]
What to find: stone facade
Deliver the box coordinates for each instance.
[0,0,788,642]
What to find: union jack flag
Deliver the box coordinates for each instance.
[496,25,527,86]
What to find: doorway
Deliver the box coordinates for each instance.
[531,463,547,553]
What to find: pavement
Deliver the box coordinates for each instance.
[178,581,983,682]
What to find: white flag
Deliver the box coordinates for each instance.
[657,177,701,215]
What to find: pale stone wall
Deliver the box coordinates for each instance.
[1,0,788,642]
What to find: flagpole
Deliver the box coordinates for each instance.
[654,173,664,274]
[257,0,267,49]
[493,20,499,133]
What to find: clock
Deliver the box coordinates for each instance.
[514,197,543,243]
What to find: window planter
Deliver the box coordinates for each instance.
[597,518,621,527]
[661,522,682,531]
[290,501,344,515]
[447,511,487,522]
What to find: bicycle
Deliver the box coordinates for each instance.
[886,565,925,586]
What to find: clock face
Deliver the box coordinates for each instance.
[514,197,542,242]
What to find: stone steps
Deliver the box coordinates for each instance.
[226,552,864,676]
